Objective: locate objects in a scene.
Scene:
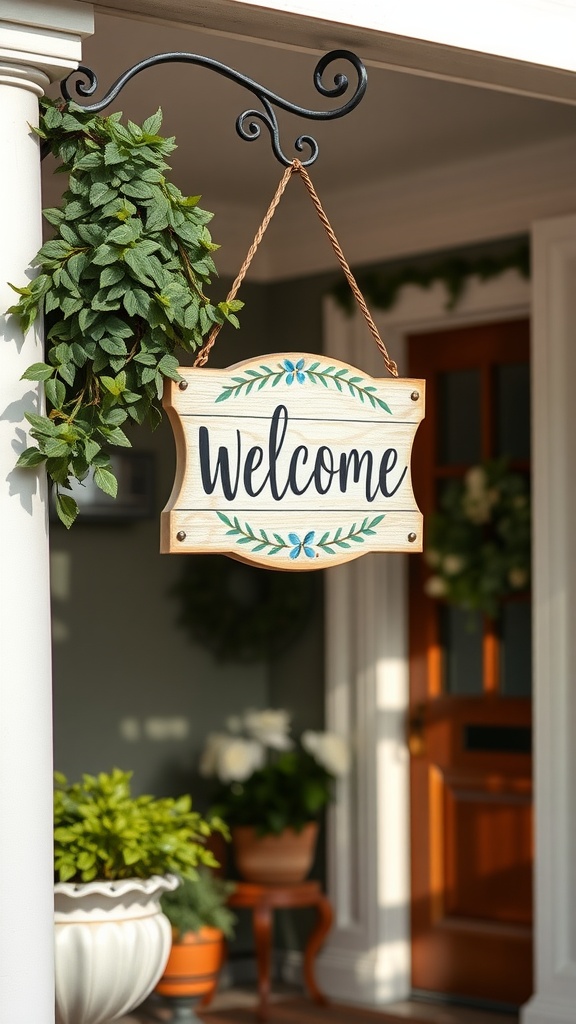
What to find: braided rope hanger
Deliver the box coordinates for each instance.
[193,160,399,378]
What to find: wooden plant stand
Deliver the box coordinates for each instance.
[228,880,333,1021]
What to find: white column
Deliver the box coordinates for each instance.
[316,300,411,1005]
[318,554,411,1005]
[0,5,93,1023]
[522,213,576,1024]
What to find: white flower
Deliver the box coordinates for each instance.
[302,731,350,777]
[243,708,293,750]
[425,548,442,568]
[198,733,228,778]
[465,466,487,495]
[424,575,448,598]
[443,554,465,576]
[216,737,265,783]
[508,567,528,589]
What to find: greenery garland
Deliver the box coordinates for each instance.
[172,555,315,663]
[7,99,242,528]
[331,240,530,315]
[424,459,530,618]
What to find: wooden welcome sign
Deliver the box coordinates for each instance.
[161,352,425,570]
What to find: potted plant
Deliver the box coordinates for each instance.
[199,709,350,884]
[154,869,236,1019]
[53,768,225,1024]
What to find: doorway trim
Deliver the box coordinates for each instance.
[318,268,530,1004]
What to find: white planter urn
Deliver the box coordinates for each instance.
[54,873,179,1024]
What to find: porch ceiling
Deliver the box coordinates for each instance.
[41,8,576,280]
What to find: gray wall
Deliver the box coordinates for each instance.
[51,279,326,801]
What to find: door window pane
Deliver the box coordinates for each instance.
[440,606,483,695]
[500,601,532,696]
[438,369,481,465]
[496,363,530,460]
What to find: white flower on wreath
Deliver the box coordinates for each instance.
[465,466,487,495]
[509,567,528,589]
[463,488,499,525]
[302,730,350,777]
[425,548,442,568]
[462,466,500,524]
[424,575,448,598]
[243,708,293,750]
[443,554,466,576]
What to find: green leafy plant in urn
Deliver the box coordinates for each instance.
[53,769,225,1024]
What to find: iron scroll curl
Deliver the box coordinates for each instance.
[59,49,367,166]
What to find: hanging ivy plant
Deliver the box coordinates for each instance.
[7,98,242,527]
[424,459,531,618]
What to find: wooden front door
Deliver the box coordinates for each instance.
[408,319,532,1006]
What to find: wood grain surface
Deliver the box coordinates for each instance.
[161,353,425,568]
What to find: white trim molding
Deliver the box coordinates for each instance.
[522,214,576,1024]
[96,0,576,105]
[320,270,530,1006]
[263,137,576,282]
[0,1,94,79]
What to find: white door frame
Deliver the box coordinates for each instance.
[319,269,531,1004]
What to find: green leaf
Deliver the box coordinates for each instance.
[102,407,128,426]
[157,354,182,381]
[74,152,103,171]
[57,361,76,387]
[63,201,88,222]
[121,180,156,200]
[21,362,54,382]
[16,447,46,468]
[124,248,154,285]
[67,251,89,282]
[104,426,131,448]
[104,141,125,166]
[25,413,57,436]
[44,438,71,458]
[38,239,71,261]
[54,492,79,529]
[45,377,66,408]
[99,336,127,356]
[107,223,139,245]
[142,109,163,135]
[42,208,65,227]
[123,288,150,318]
[100,265,125,288]
[90,183,117,207]
[92,244,119,267]
[94,466,118,498]
[43,105,63,129]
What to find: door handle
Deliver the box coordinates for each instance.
[407,705,426,757]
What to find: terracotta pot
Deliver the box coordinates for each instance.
[155,926,225,1000]
[232,822,319,884]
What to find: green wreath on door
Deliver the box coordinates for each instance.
[172,555,316,662]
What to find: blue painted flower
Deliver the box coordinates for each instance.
[288,531,316,559]
[283,358,306,385]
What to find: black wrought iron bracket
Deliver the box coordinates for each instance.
[55,49,367,167]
